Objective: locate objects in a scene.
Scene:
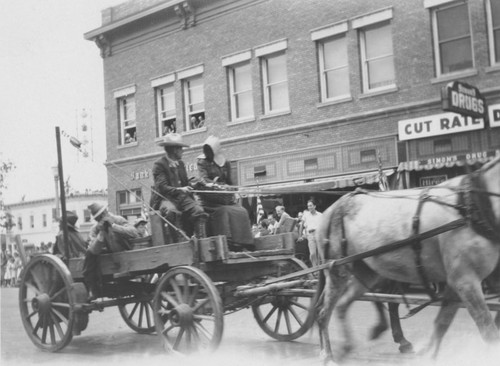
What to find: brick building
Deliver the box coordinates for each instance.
[84,0,500,219]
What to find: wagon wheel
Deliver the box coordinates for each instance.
[153,266,223,354]
[118,273,158,334]
[252,257,318,341]
[18,254,76,352]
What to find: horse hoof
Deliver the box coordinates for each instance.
[399,343,414,354]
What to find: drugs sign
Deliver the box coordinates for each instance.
[441,81,486,119]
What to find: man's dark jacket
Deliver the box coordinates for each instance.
[150,156,190,210]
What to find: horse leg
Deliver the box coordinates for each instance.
[370,302,388,340]
[317,266,349,365]
[453,279,500,344]
[388,302,414,353]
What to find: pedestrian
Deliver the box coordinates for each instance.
[83,202,139,300]
[6,255,15,287]
[299,199,323,266]
[134,217,150,238]
[53,211,88,259]
[149,133,208,239]
[274,205,292,234]
[13,252,22,286]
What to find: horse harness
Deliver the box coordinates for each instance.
[337,165,499,303]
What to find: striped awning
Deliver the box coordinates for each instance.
[245,169,395,195]
[397,150,499,172]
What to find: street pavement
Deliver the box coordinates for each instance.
[1,287,499,366]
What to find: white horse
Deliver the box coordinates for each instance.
[315,156,500,364]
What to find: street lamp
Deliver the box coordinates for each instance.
[51,166,60,220]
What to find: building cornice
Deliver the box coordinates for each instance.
[4,192,107,209]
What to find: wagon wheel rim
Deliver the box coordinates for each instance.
[118,273,158,334]
[252,258,317,341]
[153,266,223,354]
[18,254,75,352]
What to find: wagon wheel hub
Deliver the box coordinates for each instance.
[170,303,194,326]
[32,293,51,314]
[271,295,291,309]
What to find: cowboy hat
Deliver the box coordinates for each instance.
[88,202,107,220]
[157,133,190,148]
[61,211,78,229]
[134,218,148,227]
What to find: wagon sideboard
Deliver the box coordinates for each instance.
[68,232,296,280]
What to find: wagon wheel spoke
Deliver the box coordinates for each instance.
[192,320,214,341]
[143,303,153,328]
[274,309,283,333]
[30,266,47,294]
[169,278,184,303]
[26,310,38,320]
[193,314,216,322]
[41,314,49,344]
[51,302,70,309]
[50,312,65,339]
[289,298,308,311]
[288,304,304,327]
[25,281,42,296]
[283,308,292,334]
[50,287,67,302]
[262,304,279,323]
[187,283,200,307]
[33,317,42,335]
[173,327,185,350]
[161,323,176,336]
[49,319,56,345]
[51,307,69,325]
[192,298,209,313]
[161,291,180,308]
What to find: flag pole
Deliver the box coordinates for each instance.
[55,126,70,261]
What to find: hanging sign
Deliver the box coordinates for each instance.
[441,81,486,119]
[488,103,500,128]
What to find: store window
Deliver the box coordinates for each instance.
[156,83,176,136]
[84,209,91,223]
[486,0,500,66]
[359,21,395,92]
[42,214,47,228]
[431,1,473,76]
[318,34,350,101]
[18,217,23,231]
[228,62,254,121]
[30,215,34,229]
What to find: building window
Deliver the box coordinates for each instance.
[261,52,289,114]
[42,214,47,228]
[118,94,137,144]
[318,35,350,101]
[30,215,34,229]
[18,217,22,231]
[183,75,205,132]
[254,165,267,178]
[156,84,176,136]
[359,21,395,92]
[84,209,91,223]
[52,208,57,221]
[431,2,473,76]
[117,189,142,205]
[434,138,452,153]
[304,158,319,171]
[486,0,500,66]
[228,62,254,121]
[360,149,377,163]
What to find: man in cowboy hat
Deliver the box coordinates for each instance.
[134,217,149,238]
[83,202,139,300]
[150,133,208,239]
[53,211,87,259]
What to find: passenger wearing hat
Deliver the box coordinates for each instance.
[196,136,255,250]
[53,211,87,259]
[83,202,139,300]
[134,217,149,238]
[150,133,208,239]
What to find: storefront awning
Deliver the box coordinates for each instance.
[397,150,499,172]
[243,169,395,195]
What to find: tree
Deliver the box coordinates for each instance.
[0,160,16,232]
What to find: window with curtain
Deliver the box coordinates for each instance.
[261,52,289,114]
[318,34,350,101]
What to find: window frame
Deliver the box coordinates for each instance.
[155,83,177,136]
[486,0,500,66]
[182,74,206,133]
[359,21,396,93]
[431,1,474,77]
[261,51,290,115]
[318,34,351,102]
[117,94,137,145]
[227,61,254,122]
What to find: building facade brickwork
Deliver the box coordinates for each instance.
[85,0,500,217]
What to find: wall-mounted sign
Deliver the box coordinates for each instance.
[398,112,484,141]
[488,103,500,128]
[420,175,447,187]
[131,170,150,180]
[441,81,486,119]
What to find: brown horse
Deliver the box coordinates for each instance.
[315,155,500,364]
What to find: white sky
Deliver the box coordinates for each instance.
[0,0,124,204]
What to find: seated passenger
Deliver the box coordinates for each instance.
[53,211,87,259]
[197,136,254,250]
[134,218,150,238]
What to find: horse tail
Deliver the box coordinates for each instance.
[317,196,348,261]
